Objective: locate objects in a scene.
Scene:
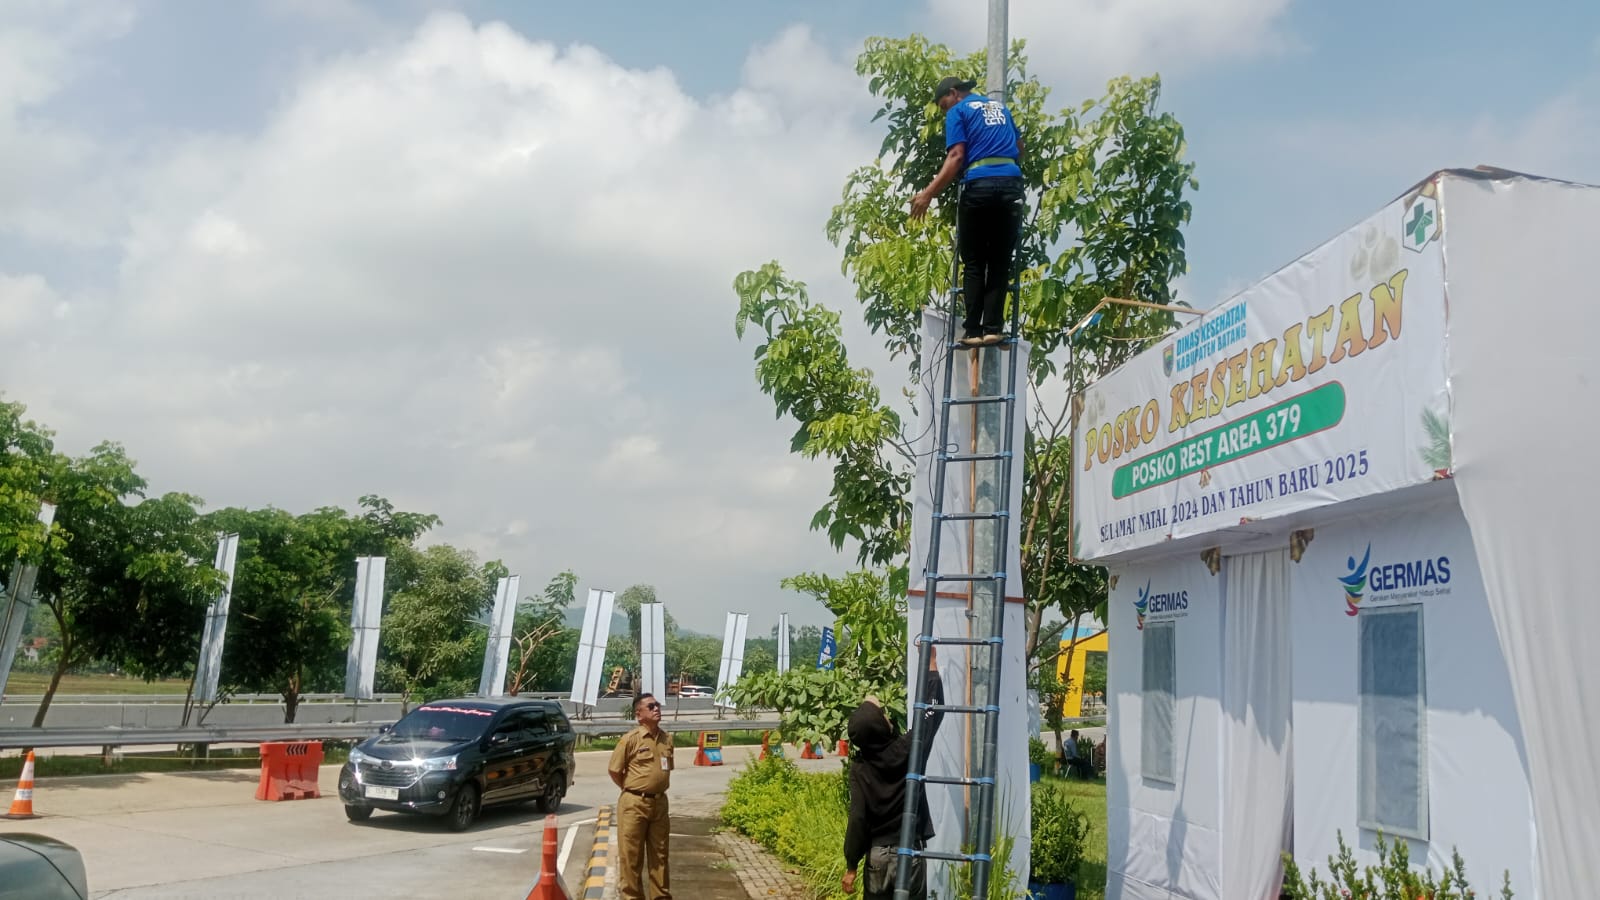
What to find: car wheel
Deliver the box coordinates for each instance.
[538,776,565,813]
[446,783,480,832]
[344,804,373,822]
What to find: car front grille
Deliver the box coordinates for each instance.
[358,761,421,787]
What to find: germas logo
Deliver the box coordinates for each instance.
[1338,543,1451,616]
[1134,580,1188,630]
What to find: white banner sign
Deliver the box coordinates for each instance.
[1073,191,1450,560]
[569,588,615,707]
[639,602,666,699]
[345,556,386,699]
[714,612,749,710]
[0,502,56,701]
[776,612,790,673]
[478,574,520,697]
[195,532,240,704]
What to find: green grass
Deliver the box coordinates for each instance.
[721,756,1110,900]
[1,745,353,780]
[1038,774,1109,900]
[2,671,197,696]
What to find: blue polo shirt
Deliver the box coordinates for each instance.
[944,93,1021,182]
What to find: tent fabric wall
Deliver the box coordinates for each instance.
[1106,554,1223,900]
[905,309,1033,898]
[1287,495,1534,893]
[1442,173,1600,899]
[1220,550,1292,900]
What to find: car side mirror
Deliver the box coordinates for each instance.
[378,724,391,734]
[489,732,511,746]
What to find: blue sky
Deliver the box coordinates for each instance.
[2,0,1595,632]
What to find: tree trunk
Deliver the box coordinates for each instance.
[282,669,302,724]
[31,644,71,727]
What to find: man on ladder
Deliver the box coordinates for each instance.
[910,75,1026,348]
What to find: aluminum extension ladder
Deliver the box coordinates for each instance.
[893,203,1023,900]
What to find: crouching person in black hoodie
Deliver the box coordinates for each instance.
[842,645,946,900]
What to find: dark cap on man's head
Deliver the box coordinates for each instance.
[934,76,977,102]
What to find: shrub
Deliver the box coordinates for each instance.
[1280,830,1514,900]
[1027,736,1056,769]
[1030,781,1091,886]
[721,756,851,899]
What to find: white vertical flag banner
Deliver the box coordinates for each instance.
[194,532,240,704]
[640,602,666,700]
[714,612,749,709]
[345,556,386,699]
[0,502,56,701]
[777,613,791,673]
[569,588,615,707]
[478,574,520,697]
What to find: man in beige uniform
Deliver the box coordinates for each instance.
[609,692,673,900]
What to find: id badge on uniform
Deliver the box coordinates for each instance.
[660,754,671,771]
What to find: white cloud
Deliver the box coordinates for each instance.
[0,10,881,631]
[923,0,1295,92]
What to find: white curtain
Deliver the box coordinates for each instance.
[1221,550,1293,900]
[1444,174,1600,898]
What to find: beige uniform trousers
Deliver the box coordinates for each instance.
[616,790,670,900]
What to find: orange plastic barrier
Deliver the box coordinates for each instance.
[255,741,323,801]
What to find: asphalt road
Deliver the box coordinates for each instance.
[2,743,834,899]
[0,739,825,890]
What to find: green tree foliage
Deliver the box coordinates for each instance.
[507,570,580,695]
[733,36,1198,672]
[205,496,438,722]
[727,569,907,743]
[0,399,60,566]
[377,543,502,704]
[31,442,222,725]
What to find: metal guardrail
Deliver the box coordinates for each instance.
[0,716,783,750]
[0,692,413,705]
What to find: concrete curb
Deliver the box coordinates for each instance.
[583,805,612,900]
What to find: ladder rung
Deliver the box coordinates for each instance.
[945,394,1013,406]
[902,848,991,864]
[934,510,1007,521]
[919,703,1001,715]
[928,572,1005,583]
[940,451,1011,463]
[919,635,1002,647]
[914,773,994,787]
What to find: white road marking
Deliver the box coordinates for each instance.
[473,846,528,854]
[559,817,597,871]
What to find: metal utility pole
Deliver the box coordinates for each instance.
[987,0,1008,103]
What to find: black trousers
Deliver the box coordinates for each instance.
[957,175,1025,337]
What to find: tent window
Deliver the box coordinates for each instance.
[1358,604,1429,839]
[1142,621,1176,784]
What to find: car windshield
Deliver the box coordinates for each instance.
[387,705,495,742]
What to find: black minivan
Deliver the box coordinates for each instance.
[338,697,576,831]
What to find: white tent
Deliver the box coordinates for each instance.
[1072,168,1598,899]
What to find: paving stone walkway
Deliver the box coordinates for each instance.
[601,813,810,900]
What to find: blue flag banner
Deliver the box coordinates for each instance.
[817,626,836,670]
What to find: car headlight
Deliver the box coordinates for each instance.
[349,747,371,766]
[418,755,457,772]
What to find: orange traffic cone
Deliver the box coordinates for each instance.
[6,751,38,819]
[524,813,570,900]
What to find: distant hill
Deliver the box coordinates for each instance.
[559,606,630,634]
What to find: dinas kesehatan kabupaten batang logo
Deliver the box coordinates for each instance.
[1339,544,1371,616]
